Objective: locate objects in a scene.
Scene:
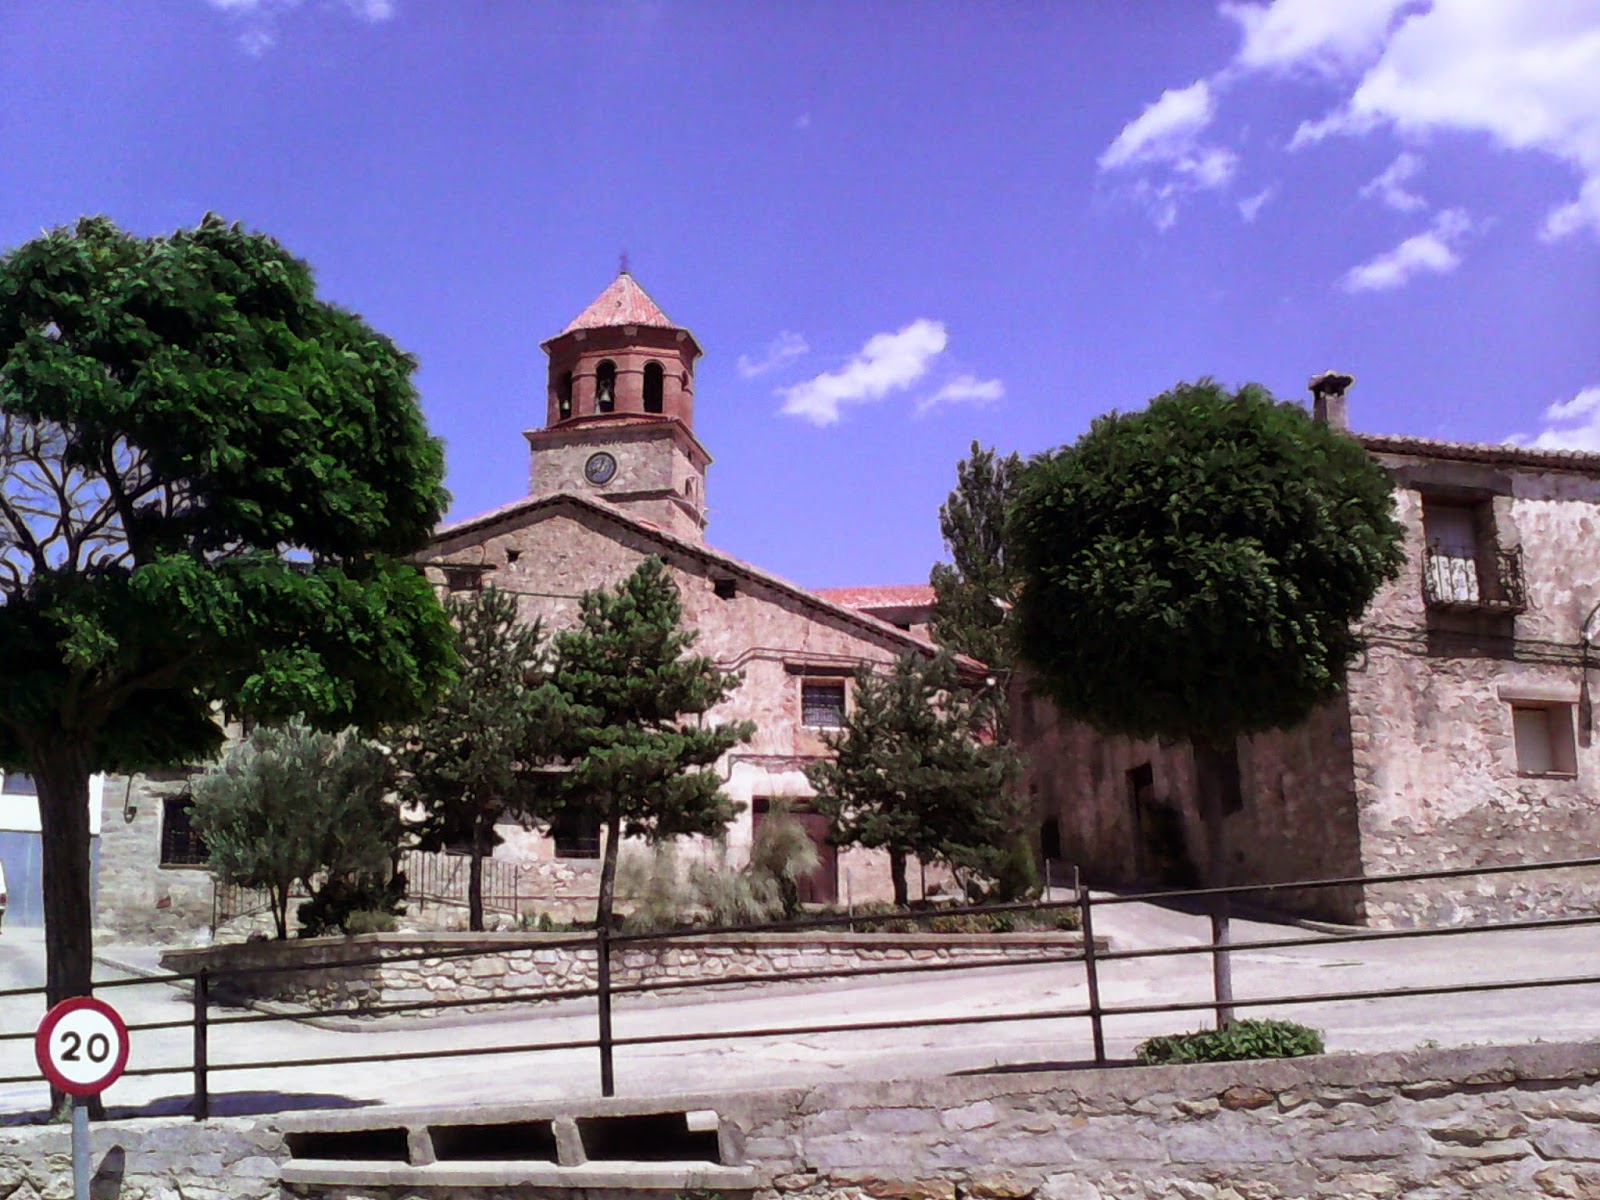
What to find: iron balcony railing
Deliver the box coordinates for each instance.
[1422,543,1527,613]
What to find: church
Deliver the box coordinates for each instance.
[413,271,963,907]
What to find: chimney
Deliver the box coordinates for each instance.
[1309,370,1354,430]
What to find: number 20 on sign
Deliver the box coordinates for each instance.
[35,997,130,1097]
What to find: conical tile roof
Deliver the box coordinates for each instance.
[561,272,677,334]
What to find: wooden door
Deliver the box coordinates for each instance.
[752,799,838,905]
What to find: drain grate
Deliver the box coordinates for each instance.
[429,1120,562,1163]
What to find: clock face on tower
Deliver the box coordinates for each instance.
[584,452,618,485]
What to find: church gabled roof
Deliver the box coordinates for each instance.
[560,271,678,335]
[427,491,986,677]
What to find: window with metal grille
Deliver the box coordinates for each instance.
[551,810,601,859]
[802,681,846,728]
[160,793,209,867]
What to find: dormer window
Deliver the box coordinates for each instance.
[595,361,616,413]
[643,361,664,414]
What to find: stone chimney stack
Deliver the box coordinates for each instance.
[1309,370,1355,431]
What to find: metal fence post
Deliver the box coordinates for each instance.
[596,925,615,1097]
[1211,895,1235,1029]
[192,968,210,1120]
[1076,883,1106,1065]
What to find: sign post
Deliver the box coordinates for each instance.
[35,998,130,1200]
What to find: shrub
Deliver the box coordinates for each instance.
[343,909,399,935]
[1134,1018,1324,1065]
[297,871,407,938]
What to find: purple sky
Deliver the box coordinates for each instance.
[3,2,1597,588]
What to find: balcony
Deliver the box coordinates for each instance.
[1422,544,1527,614]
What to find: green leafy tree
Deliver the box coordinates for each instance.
[190,721,400,939]
[545,557,755,935]
[0,216,454,1008]
[806,652,1023,907]
[930,441,1023,674]
[1009,379,1404,747]
[394,586,570,931]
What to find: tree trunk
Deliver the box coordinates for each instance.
[468,817,486,933]
[33,743,95,1009]
[889,847,909,908]
[271,886,288,940]
[595,811,622,935]
[32,742,98,1118]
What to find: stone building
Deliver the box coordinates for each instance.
[1020,376,1600,927]
[416,272,967,907]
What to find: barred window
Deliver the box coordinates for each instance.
[551,810,601,859]
[160,793,208,867]
[802,681,846,728]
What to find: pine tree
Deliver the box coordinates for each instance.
[930,442,1022,665]
[393,586,570,931]
[929,442,1023,737]
[806,652,1023,907]
[546,557,755,934]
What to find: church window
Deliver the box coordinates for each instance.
[595,361,617,413]
[558,371,573,419]
[802,681,847,728]
[643,361,664,413]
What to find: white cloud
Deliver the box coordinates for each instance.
[1238,186,1276,221]
[778,320,948,427]
[916,375,1005,415]
[1342,207,1473,291]
[737,331,809,378]
[1099,80,1239,228]
[1222,0,1420,75]
[1517,384,1600,450]
[204,0,392,54]
[1360,151,1428,211]
[1293,1,1600,240]
[1101,81,1218,171]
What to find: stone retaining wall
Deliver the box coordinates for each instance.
[160,931,1085,1015]
[5,1041,1600,1199]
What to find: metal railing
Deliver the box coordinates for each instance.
[1422,544,1527,612]
[7,854,1600,1121]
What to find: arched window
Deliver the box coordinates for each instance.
[643,361,664,413]
[595,361,616,413]
[557,371,573,419]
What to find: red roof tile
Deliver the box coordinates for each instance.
[814,585,936,610]
[561,272,677,335]
[1358,433,1600,474]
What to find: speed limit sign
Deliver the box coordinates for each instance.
[35,997,130,1097]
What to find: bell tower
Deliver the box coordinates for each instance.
[526,271,711,541]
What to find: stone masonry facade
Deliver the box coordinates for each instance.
[1020,415,1600,927]
[7,1041,1600,1199]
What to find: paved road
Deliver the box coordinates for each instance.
[1,899,1597,1121]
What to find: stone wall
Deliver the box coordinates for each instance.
[1016,679,1364,923]
[159,930,1087,1015]
[95,769,213,944]
[1347,457,1600,927]
[8,1041,1600,1199]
